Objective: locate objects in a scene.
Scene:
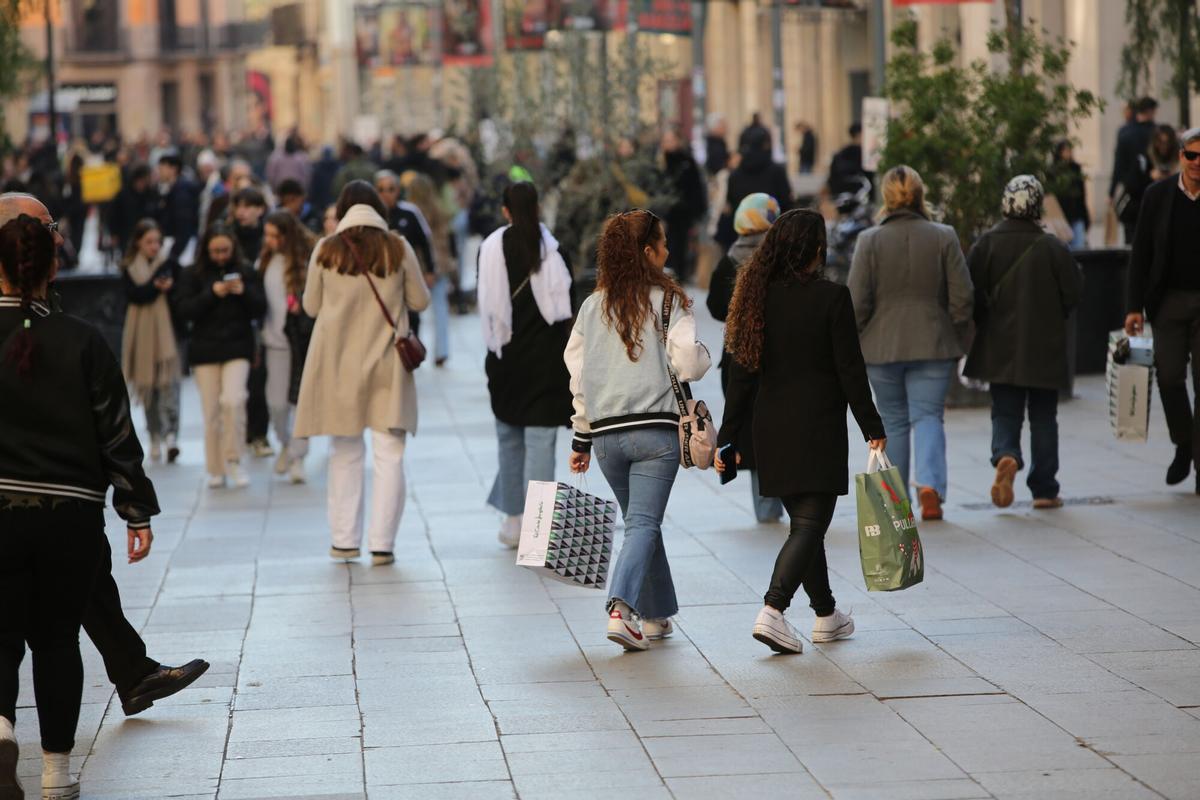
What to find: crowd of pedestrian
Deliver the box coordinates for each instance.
[2,99,1200,799]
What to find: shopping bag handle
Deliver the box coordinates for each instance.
[866,448,894,473]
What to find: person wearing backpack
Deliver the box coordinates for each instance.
[964,176,1082,510]
[565,209,711,652]
[1110,96,1158,243]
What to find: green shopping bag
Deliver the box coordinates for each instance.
[855,451,924,592]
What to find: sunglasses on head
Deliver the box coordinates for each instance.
[622,208,661,247]
[1182,150,1200,162]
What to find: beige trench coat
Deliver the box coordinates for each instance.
[293,234,431,438]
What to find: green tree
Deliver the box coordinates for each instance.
[881,17,1101,247]
[0,1,41,153]
[1118,0,1200,127]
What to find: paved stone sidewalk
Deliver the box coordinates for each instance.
[13,306,1200,799]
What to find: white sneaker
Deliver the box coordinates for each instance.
[288,458,306,485]
[811,608,855,643]
[148,436,162,463]
[752,606,803,654]
[0,718,21,800]
[249,439,275,458]
[606,607,649,651]
[273,449,290,475]
[642,618,674,640]
[207,474,226,489]
[497,515,521,549]
[41,751,79,800]
[227,462,250,489]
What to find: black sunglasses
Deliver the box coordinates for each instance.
[622,209,661,247]
[1182,150,1200,162]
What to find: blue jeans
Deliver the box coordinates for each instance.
[487,420,559,516]
[750,471,783,522]
[866,359,955,499]
[1069,220,1087,251]
[430,275,451,362]
[990,383,1060,500]
[595,428,680,620]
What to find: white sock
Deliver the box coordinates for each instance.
[42,750,73,785]
[0,716,13,740]
[611,601,633,617]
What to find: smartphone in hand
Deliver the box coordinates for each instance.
[221,272,242,283]
[718,444,739,485]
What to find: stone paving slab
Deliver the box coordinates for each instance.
[11,303,1200,798]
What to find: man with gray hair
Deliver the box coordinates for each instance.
[1126,126,1200,493]
[0,192,210,716]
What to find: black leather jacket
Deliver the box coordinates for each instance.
[0,296,159,527]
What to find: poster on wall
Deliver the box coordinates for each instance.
[558,0,608,31]
[443,0,494,65]
[357,4,436,67]
[630,0,691,34]
[861,97,889,172]
[505,0,555,50]
[245,71,273,129]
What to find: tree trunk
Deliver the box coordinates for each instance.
[1179,0,1192,129]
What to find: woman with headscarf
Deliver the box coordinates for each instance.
[707,193,784,523]
[964,175,1082,511]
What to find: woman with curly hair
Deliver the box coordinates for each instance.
[717,209,886,655]
[564,209,711,651]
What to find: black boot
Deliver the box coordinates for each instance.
[1167,445,1192,485]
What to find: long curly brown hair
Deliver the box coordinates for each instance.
[0,214,55,378]
[725,209,826,372]
[261,210,316,296]
[595,210,689,361]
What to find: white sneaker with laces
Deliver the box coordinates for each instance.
[206,474,226,489]
[811,608,855,643]
[288,458,306,485]
[752,606,803,654]
[41,751,79,800]
[274,449,290,475]
[0,717,21,800]
[497,515,521,549]
[606,608,649,651]
[642,618,674,640]
[227,462,250,489]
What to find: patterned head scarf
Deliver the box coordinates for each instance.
[1002,175,1044,220]
[734,193,781,235]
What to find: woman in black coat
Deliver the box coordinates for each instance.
[176,224,267,490]
[715,127,794,250]
[717,209,886,655]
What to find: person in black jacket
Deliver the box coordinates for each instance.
[659,128,708,284]
[0,210,159,799]
[229,187,273,458]
[177,224,267,489]
[375,169,434,338]
[706,192,783,523]
[1126,127,1200,492]
[715,127,793,250]
[157,154,200,263]
[111,163,162,255]
[1052,141,1090,250]
[716,209,886,656]
[1110,96,1158,242]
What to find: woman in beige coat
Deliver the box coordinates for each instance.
[293,181,431,565]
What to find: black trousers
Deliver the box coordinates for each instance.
[665,221,693,284]
[246,344,269,443]
[0,502,105,753]
[764,493,838,615]
[990,383,1060,500]
[81,536,159,695]
[1153,291,1200,471]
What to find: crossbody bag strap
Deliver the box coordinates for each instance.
[511,272,532,301]
[660,292,689,419]
[341,232,397,330]
[988,238,1040,307]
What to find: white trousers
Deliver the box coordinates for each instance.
[193,359,250,477]
[328,429,407,553]
[264,346,308,459]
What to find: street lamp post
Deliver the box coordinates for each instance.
[45,0,56,145]
[771,0,786,159]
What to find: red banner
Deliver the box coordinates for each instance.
[892,0,991,5]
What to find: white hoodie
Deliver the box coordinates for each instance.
[477,223,574,356]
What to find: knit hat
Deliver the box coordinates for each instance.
[734,193,781,235]
[1002,175,1044,220]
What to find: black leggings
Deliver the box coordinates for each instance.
[0,501,105,753]
[764,493,838,615]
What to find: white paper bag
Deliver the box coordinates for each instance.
[1107,331,1154,441]
[516,481,616,589]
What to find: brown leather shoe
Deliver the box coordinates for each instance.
[917,486,943,521]
[1032,497,1064,510]
[991,456,1019,508]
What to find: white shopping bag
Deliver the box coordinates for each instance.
[1107,331,1154,441]
[516,480,616,589]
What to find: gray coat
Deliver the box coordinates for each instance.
[963,219,1082,391]
[848,211,974,364]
